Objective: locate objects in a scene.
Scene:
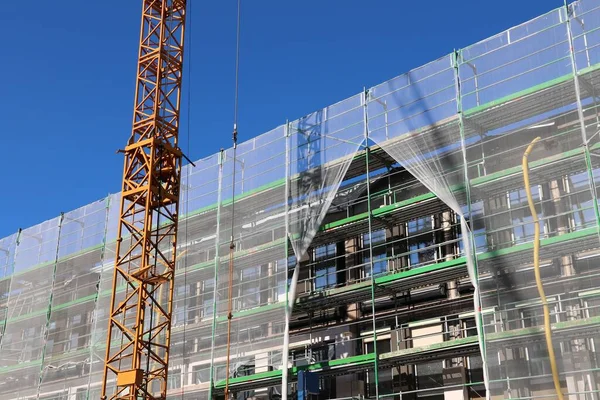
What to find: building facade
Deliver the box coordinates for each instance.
[2,1,600,399]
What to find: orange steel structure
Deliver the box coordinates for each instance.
[101,1,187,399]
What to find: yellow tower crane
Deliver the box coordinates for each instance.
[101,1,188,399]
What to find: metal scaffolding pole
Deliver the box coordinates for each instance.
[452,50,490,397]
[86,196,113,399]
[282,121,291,400]
[208,150,225,400]
[0,228,20,353]
[35,212,64,397]
[363,88,380,400]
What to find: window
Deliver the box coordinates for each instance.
[315,265,336,290]
[214,365,227,381]
[168,368,181,390]
[508,187,543,243]
[363,230,387,276]
[45,339,54,354]
[365,340,392,396]
[173,285,190,326]
[240,266,261,309]
[408,217,429,235]
[274,258,290,301]
[585,296,600,318]
[468,355,484,384]
[270,350,283,369]
[314,244,337,289]
[471,201,488,252]
[364,253,387,276]
[528,343,552,377]
[201,278,215,319]
[237,325,265,343]
[570,171,596,229]
[69,333,79,351]
[192,365,210,385]
[364,339,390,355]
[407,217,436,266]
[463,317,477,337]
[65,332,79,351]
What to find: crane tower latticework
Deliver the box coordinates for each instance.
[102,1,187,399]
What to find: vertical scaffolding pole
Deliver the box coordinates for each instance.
[208,150,225,400]
[86,195,113,399]
[363,88,380,400]
[0,228,20,353]
[35,212,64,398]
[282,121,291,400]
[452,50,490,397]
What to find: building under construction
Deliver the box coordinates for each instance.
[2,0,600,398]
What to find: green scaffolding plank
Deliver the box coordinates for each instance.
[320,192,437,232]
[477,227,598,261]
[487,315,600,341]
[376,257,466,285]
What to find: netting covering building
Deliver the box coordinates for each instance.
[3,1,600,399]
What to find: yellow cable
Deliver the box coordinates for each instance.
[522,136,564,400]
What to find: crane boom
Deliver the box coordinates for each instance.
[102,1,187,399]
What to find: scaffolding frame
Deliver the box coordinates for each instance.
[3,1,600,399]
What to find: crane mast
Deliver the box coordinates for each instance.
[102,1,187,399]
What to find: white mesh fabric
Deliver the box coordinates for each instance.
[367,54,490,394]
[287,94,365,310]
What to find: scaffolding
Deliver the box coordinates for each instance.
[2,1,600,399]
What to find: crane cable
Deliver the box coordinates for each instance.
[225,0,242,398]
[522,137,564,400]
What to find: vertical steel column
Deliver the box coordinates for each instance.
[36,212,65,398]
[452,50,490,397]
[208,150,225,400]
[565,2,600,233]
[282,121,291,400]
[363,88,380,400]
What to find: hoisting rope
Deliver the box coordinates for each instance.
[522,136,564,400]
[225,0,242,398]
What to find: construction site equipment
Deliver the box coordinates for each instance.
[101,1,187,399]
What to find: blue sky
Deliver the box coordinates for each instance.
[0,0,564,238]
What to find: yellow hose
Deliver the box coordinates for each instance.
[522,136,563,400]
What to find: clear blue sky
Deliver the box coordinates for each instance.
[0,0,562,238]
